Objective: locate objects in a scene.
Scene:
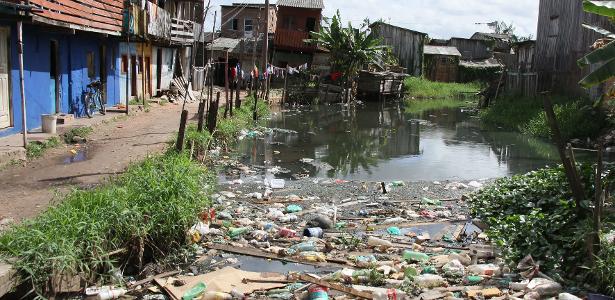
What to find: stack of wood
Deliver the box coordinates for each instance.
[172,76,195,102]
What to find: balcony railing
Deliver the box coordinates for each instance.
[171,18,194,45]
[274,29,318,52]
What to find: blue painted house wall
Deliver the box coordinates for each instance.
[0,22,121,138]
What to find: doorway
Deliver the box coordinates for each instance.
[99,45,107,105]
[130,55,137,97]
[156,48,162,95]
[144,56,151,96]
[0,27,11,129]
[50,40,60,113]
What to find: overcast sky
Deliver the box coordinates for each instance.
[205,0,539,39]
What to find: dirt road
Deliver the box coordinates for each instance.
[0,102,196,222]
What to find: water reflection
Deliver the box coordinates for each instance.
[236,101,578,181]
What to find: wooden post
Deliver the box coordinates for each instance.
[141,43,146,106]
[282,68,289,105]
[125,35,130,115]
[543,94,585,208]
[17,21,27,148]
[253,91,258,121]
[235,78,241,109]
[197,101,205,132]
[590,144,604,261]
[207,92,220,134]
[175,110,189,152]
[224,50,229,114]
[263,0,271,101]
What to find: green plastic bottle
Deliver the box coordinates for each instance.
[228,227,250,238]
[466,276,483,284]
[182,282,206,300]
[403,250,430,263]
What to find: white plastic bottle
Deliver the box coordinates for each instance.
[97,288,127,300]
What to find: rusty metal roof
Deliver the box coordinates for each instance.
[276,0,324,9]
[424,46,462,57]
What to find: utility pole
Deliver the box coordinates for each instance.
[263,0,270,101]
[17,21,27,148]
[251,13,261,94]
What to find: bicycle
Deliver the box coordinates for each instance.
[83,80,106,118]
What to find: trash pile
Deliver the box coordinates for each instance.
[90,177,598,300]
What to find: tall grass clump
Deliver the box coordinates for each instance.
[406,98,475,115]
[0,152,213,296]
[480,95,605,140]
[213,96,269,148]
[404,77,481,99]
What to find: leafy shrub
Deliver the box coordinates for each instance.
[520,102,605,140]
[63,126,94,144]
[593,235,615,296]
[0,152,212,296]
[470,165,608,278]
[26,137,61,158]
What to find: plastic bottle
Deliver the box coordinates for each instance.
[228,227,250,238]
[373,289,406,300]
[279,215,298,223]
[182,282,207,300]
[467,264,501,276]
[97,288,127,300]
[286,204,303,213]
[387,227,401,235]
[288,241,317,254]
[278,228,297,238]
[202,291,233,300]
[308,285,329,300]
[303,227,324,238]
[402,250,430,263]
[367,236,393,248]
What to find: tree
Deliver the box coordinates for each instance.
[308,11,386,101]
[490,21,533,43]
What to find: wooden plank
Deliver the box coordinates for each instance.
[34,10,121,32]
[206,244,349,268]
[52,0,122,21]
[74,0,123,14]
[30,0,122,27]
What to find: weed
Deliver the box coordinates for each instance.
[480,95,606,140]
[0,152,213,296]
[406,98,475,115]
[63,126,94,144]
[404,77,481,99]
[26,137,61,159]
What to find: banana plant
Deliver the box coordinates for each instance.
[307,11,386,95]
[578,1,615,90]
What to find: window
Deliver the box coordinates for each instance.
[282,16,294,30]
[86,51,95,78]
[306,17,317,32]
[231,19,239,31]
[121,55,128,74]
[244,19,253,32]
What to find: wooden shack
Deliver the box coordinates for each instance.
[535,0,615,96]
[505,41,538,96]
[370,22,426,76]
[357,71,408,101]
[448,38,491,61]
[423,46,462,82]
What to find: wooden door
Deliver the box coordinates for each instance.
[144,56,151,96]
[0,27,10,129]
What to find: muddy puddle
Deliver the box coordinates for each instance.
[63,147,89,164]
[232,102,604,182]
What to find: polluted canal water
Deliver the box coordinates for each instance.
[234,101,571,182]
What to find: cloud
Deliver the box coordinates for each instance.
[207,0,539,39]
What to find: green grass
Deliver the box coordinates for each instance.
[63,126,94,144]
[404,77,481,99]
[406,98,475,114]
[26,137,61,159]
[0,152,213,296]
[480,95,606,140]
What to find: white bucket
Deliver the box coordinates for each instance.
[41,114,58,134]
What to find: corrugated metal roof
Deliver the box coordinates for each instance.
[424,45,461,57]
[207,37,242,51]
[459,58,503,69]
[276,0,324,9]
